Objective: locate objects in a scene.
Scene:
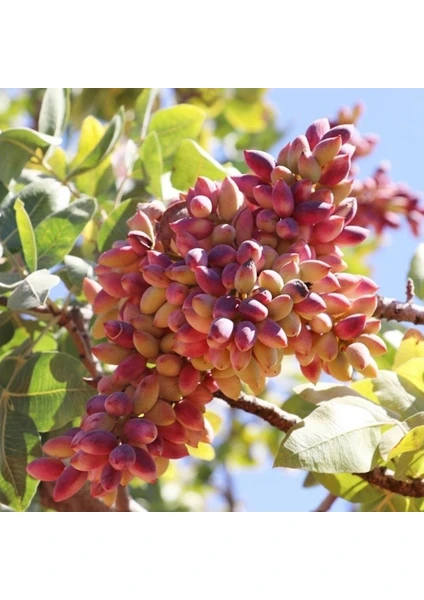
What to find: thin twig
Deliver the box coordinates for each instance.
[406,278,415,303]
[41,159,81,199]
[62,306,102,378]
[313,493,338,512]
[222,464,237,512]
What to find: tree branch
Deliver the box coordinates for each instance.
[373,296,424,325]
[0,297,102,378]
[215,391,301,431]
[60,306,102,379]
[3,290,424,505]
[357,468,424,498]
[216,391,424,499]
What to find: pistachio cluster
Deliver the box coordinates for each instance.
[27,117,388,504]
[330,103,423,234]
[351,163,424,236]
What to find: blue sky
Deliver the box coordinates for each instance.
[228,88,424,511]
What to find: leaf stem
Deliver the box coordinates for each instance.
[140,88,159,142]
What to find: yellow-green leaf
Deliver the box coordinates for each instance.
[148,104,205,158]
[395,357,424,396]
[393,329,424,370]
[394,449,424,479]
[140,131,163,198]
[224,99,267,133]
[388,425,424,459]
[68,111,122,177]
[188,442,215,461]
[204,411,222,434]
[172,139,228,191]
[314,472,384,504]
[14,199,37,272]
[379,423,408,460]
[350,378,380,404]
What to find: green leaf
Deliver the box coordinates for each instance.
[148,104,205,159]
[34,196,97,269]
[0,178,70,251]
[140,131,163,198]
[274,398,394,473]
[7,270,60,310]
[134,89,154,125]
[388,425,424,459]
[14,199,37,272]
[281,394,316,419]
[0,407,41,511]
[372,370,424,418]
[0,352,93,432]
[63,255,93,290]
[314,472,384,504]
[68,111,123,177]
[171,139,228,191]
[97,197,140,252]
[408,243,424,300]
[0,311,16,346]
[0,128,61,185]
[39,88,70,138]
[0,181,9,202]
